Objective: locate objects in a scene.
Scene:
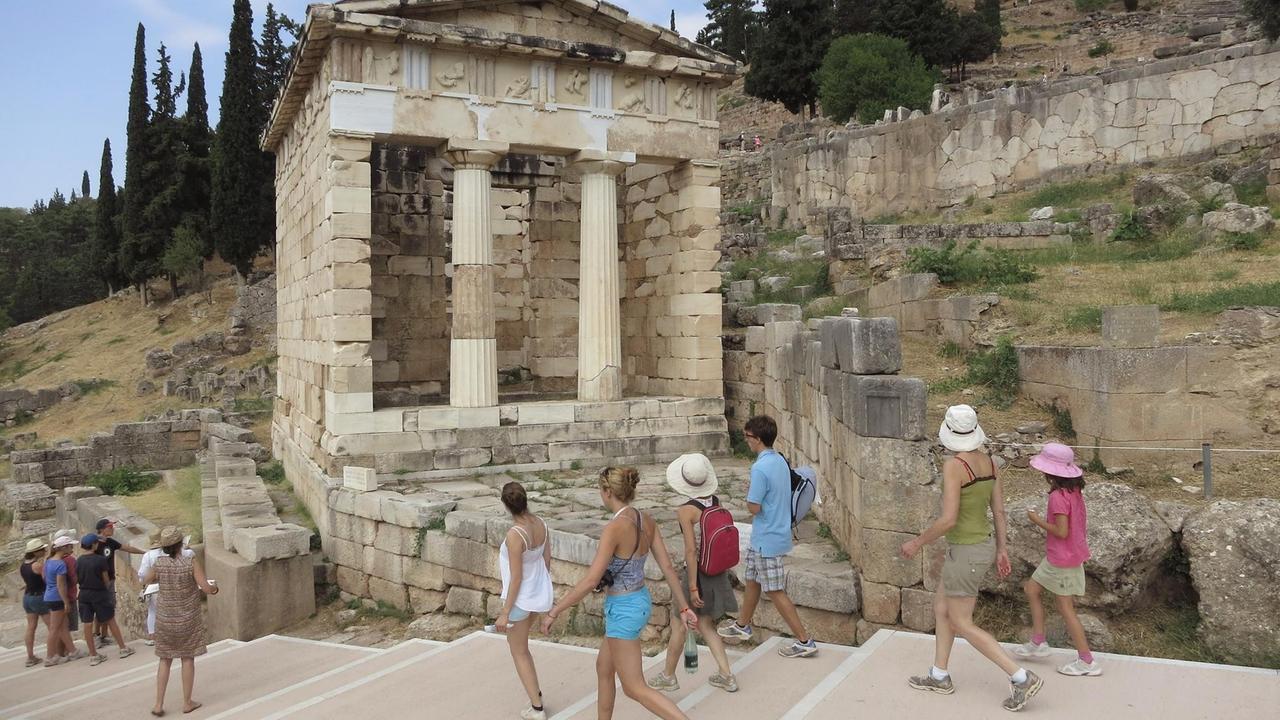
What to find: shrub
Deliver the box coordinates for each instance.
[73,378,118,395]
[1109,210,1153,243]
[1232,178,1269,207]
[966,336,1021,408]
[1045,403,1077,440]
[89,467,159,496]
[1063,306,1104,331]
[817,34,936,125]
[1075,0,1110,11]
[1224,232,1263,251]
[1017,174,1128,215]
[1162,281,1280,314]
[1088,39,1115,57]
[259,460,286,485]
[906,241,1038,286]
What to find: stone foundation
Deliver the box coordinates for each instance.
[845,274,999,351]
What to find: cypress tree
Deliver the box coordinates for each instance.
[212,0,271,278]
[93,139,123,293]
[81,171,91,199]
[180,43,214,257]
[699,0,761,61]
[143,43,187,297]
[120,23,151,290]
[833,0,873,36]
[670,10,677,32]
[976,0,1002,49]
[745,0,832,115]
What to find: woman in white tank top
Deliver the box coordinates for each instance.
[497,482,554,720]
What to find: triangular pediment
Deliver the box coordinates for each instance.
[333,0,734,65]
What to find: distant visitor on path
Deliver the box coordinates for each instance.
[1013,443,1101,677]
[648,453,740,694]
[718,415,819,659]
[541,467,698,720]
[142,526,219,717]
[19,538,52,667]
[495,481,555,720]
[899,405,1043,712]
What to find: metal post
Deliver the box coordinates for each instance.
[1202,443,1213,500]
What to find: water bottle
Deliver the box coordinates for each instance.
[683,631,698,674]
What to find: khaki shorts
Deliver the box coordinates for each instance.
[941,537,995,597]
[1031,558,1086,597]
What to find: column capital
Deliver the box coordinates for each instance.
[567,149,635,178]
[444,139,509,170]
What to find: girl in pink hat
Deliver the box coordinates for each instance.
[1012,442,1101,677]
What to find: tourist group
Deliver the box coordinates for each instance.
[490,407,1096,718]
[19,518,219,715]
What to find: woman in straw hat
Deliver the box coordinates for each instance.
[647,453,739,694]
[139,529,195,647]
[141,526,219,716]
[19,537,52,667]
[899,405,1043,713]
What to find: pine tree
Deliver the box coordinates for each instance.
[745,0,832,115]
[699,0,761,61]
[120,23,152,289]
[212,0,272,278]
[179,43,214,258]
[81,171,91,199]
[93,139,123,293]
[833,0,873,36]
[867,0,959,70]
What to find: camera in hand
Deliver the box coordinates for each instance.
[592,569,615,594]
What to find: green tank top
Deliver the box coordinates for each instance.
[946,455,995,545]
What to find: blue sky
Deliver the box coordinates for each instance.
[0,0,709,209]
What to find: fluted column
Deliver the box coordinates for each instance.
[569,150,635,402]
[444,140,508,408]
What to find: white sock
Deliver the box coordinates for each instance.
[930,665,950,681]
[1010,668,1028,684]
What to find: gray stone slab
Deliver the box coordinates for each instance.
[834,317,902,375]
[1102,305,1160,348]
[844,375,927,441]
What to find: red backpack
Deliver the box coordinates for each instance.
[687,497,739,577]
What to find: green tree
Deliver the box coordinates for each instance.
[947,11,1000,80]
[163,219,207,297]
[976,0,1002,46]
[670,9,677,31]
[81,171,91,199]
[212,0,272,278]
[833,0,873,36]
[698,0,761,61]
[180,43,213,256]
[120,23,152,291]
[868,0,958,70]
[818,34,936,124]
[746,0,832,115]
[1244,0,1280,39]
[92,139,123,293]
[145,43,188,299]
[258,4,299,117]
[1123,0,1139,10]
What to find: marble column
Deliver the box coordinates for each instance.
[444,140,508,408]
[570,150,635,402]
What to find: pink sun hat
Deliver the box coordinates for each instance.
[1029,442,1083,478]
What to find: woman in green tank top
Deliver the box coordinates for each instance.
[898,405,1044,713]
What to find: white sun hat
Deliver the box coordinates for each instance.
[939,404,988,453]
[665,453,719,499]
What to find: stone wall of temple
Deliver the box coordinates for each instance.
[769,42,1280,223]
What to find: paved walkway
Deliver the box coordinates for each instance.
[1,629,1274,719]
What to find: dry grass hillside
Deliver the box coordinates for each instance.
[0,277,274,449]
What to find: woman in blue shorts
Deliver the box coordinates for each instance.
[543,466,698,720]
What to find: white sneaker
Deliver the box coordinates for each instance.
[1058,659,1102,676]
[717,622,753,641]
[1011,641,1051,659]
[647,672,679,692]
[520,707,547,720]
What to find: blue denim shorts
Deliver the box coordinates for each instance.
[23,594,49,615]
[508,606,531,623]
[603,588,652,640]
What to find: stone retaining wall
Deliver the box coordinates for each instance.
[769,41,1280,222]
[0,386,79,426]
[8,410,251,491]
[846,274,1000,351]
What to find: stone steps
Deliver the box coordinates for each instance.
[3,629,1275,719]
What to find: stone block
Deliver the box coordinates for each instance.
[834,317,902,375]
[517,402,577,425]
[856,619,895,645]
[900,588,936,632]
[860,476,940,534]
[860,578,901,624]
[739,303,802,327]
[343,466,378,492]
[844,376,927,441]
[744,326,766,354]
[387,494,457,529]
[445,585,488,617]
[433,448,492,470]
[230,524,312,562]
[1102,305,1160,348]
[861,528,922,587]
[62,486,103,511]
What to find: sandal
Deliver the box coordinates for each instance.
[151,710,165,717]
[182,702,202,714]
[25,657,41,668]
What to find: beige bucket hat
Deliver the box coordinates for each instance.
[665,453,719,498]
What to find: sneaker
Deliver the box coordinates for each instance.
[25,657,41,668]
[778,639,818,658]
[1002,670,1043,712]
[1058,659,1102,677]
[709,673,739,693]
[99,635,114,646]
[647,672,679,692]
[1011,641,1051,659]
[119,647,136,659]
[908,673,955,695]
[144,639,156,646]
[717,622,753,641]
[519,707,546,720]
[68,649,88,661]
[43,656,67,668]
[90,654,108,667]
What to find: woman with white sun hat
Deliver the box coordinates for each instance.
[899,405,1043,713]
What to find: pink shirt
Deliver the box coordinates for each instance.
[1045,489,1090,567]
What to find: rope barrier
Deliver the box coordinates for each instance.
[983,441,1280,455]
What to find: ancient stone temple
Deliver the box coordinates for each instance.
[265,1,738,487]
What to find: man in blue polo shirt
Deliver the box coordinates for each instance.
[717,415,818,658]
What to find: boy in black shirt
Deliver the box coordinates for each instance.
[93,518,144,647]
[79,534,135,663]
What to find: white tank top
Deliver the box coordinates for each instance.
[499,517,554,613]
